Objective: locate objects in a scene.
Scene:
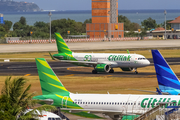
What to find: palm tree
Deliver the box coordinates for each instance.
[0,77,56,120]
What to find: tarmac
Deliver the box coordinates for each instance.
[0,39,180,53]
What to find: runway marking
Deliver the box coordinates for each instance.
[24,74,31,76]
[64,74,74,76]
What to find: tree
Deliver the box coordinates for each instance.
[51,18,82,37]
[141,17,157,30]
[118,15,131,31]
[19,16,26,25]
[13,22,23,31]
[0,25,6,38]
[162,20,172,30]
[3,20,13,31]
[0,77,56,119]
[82,18,92,33]
[34,21,48,28]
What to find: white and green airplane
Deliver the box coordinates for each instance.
[50,33,150,74]
[34,58,180,120]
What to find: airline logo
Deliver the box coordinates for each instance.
[108,55,131,61]
[141,98,180,108]
[84,55,92,61]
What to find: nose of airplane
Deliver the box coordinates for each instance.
[144,60,150,66]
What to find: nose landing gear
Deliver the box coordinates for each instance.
[134,68,138,74]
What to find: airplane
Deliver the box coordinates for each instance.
[33,58,180,120]
[50,33,150,74]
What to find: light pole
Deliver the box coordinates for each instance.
[164,10,167,40]
[48,12,52,43]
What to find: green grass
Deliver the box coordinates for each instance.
[0,64,179,95]
[0,49,180,62]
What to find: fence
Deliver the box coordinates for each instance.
[7,37,149,44]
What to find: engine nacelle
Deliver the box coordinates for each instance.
[121,67,134,71]
[95,64,110,72]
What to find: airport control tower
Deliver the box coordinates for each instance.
[86,0,124,39]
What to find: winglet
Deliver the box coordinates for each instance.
[49,52,55,60]
[127,49,130,54]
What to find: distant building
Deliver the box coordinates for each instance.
[0,14,4,24]
[149,16,180,39]
[86,0,124,39]
[169,16,180,30]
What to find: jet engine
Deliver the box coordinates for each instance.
[95,64,110,72]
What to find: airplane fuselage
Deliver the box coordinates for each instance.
[53,93,180,114]
[54,52,150,68]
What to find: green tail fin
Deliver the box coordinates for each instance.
[35,58,70,95]
[55,33,72,54]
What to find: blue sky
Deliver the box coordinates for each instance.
[14,0,180,10]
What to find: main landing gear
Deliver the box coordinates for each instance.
[134,68,138,74]
[109,68,114,73]
[92,69,97,74]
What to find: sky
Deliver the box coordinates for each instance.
[14,0,180,11]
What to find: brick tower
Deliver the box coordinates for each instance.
[86,0,124,39]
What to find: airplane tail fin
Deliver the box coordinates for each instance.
[35,58,70,95]
[151,50,180,91]
[55,33,72,54]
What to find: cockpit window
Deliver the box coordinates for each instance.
[138,58,146,60]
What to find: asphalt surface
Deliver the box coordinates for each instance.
[0,57,180,77]
[1,39,180,53]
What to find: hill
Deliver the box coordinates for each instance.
[0,1,40,12]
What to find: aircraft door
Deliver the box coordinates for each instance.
[61,96,69,108]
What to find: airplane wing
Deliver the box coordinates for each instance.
[129,89,169,95]
[58,60,113,66]
[61,108,142,117]
[0,58,52,61]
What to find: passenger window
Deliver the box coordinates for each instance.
[99,102,101,104]
[86,102,87,104]
[112,102,114,105]
[96,102,98,104]
[102,102,103,104]
[91,102,93,104]
[83,102,85,104]
[128,103,130,105]
[88,102,90,104]
[104,102,106,104]
[109,102,111,105]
